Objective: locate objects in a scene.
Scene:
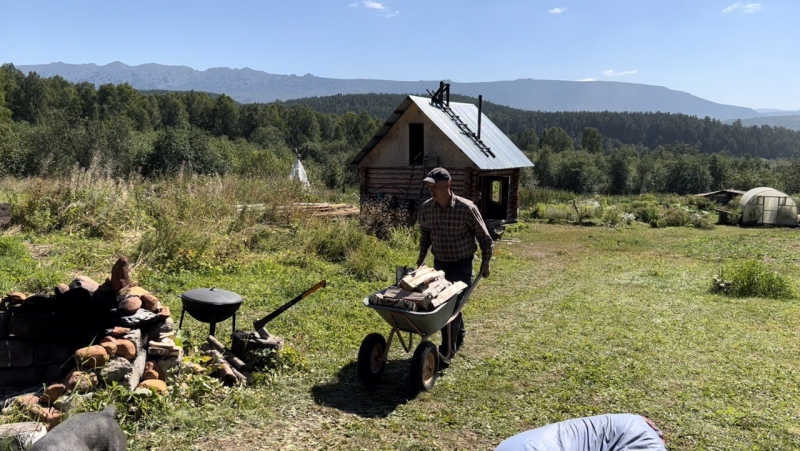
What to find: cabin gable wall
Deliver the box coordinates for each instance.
[358,104,475,169]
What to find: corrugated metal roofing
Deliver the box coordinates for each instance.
[351,95,533,170]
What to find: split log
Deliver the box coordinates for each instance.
[207,335,251,380]
[205,349,243,386]
[400,267,445,291]
[430,281,468,309]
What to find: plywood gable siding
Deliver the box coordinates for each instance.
[358,103,476,169]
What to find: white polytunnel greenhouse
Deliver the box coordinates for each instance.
[738,187,798,226]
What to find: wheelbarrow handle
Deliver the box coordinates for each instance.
[447,274,482,324]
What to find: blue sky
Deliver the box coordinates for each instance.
[2,1,798,109]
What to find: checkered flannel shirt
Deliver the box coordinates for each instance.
[417,194,494,267]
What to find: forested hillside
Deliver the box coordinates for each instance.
[287,94,800,159]
[2,63,800,196]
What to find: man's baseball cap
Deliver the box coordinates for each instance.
[423,167,451,184]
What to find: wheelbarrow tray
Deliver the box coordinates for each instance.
[361,288,463,336]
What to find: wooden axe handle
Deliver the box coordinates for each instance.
[253,280,326,331]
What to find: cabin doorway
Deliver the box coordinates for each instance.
[480,176,509,220]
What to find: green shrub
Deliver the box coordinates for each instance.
[0,236,27,258]
[653,207,690,228]
[628,201,661,224]
[134,217,214,272]
[529,203,547,219]
[544,206,570,221]
[344,238,389,281]
[691,213,715,230]
[685,195,715,211]
[299,219,368,263]
[713,259,796,299]
[519,188,576,209]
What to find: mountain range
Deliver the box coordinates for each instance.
[12,62,781,123]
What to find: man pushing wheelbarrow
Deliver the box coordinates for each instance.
[358,168,493,392]
[416,167,493,368]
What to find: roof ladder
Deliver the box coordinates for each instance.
[428,81,495,158]
[440,105,495,158]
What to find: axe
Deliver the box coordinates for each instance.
[253,280,326,338]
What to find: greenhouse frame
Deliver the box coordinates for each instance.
[738,187,798,226]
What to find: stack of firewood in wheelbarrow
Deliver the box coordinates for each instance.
[368,266,467,312]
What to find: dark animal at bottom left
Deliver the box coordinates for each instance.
[28,404,126,451]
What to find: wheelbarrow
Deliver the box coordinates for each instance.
[357,274,482,392]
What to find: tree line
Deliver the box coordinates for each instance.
[0,64,379,189]
[2,63,800,195]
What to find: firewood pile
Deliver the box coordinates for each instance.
[277,203,360,218]
[0,256,180,429]
[368,266,467,312]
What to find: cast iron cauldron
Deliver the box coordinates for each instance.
[180,288,242,335]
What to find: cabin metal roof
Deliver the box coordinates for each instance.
[351,95,533,170]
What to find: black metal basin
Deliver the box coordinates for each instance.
[180,288,243,324]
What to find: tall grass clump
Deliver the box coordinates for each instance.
[11,166,143,238]
[298,219,370,263]
[343,235,391,282]
[519,188,578,210]
[712,259,796,299]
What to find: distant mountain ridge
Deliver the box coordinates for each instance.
[15,61,761,121]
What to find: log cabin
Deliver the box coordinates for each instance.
[350,83,534,237]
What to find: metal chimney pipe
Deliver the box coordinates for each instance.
[477,95,483,139]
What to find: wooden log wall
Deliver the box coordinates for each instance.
[359,166,521,221]
[360,167,471,203]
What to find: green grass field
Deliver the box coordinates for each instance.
[4,216,800,450]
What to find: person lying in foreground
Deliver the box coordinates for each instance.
[495,413,666,451]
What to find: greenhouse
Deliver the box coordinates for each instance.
[738,187,798,226]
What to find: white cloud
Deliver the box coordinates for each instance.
[602,69,637,78]
[352,0,399,17]
[363,0,386,10]
[722,2,761,13]
[578,78,596,82]
[549,7,567,14]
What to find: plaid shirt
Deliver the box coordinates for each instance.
[417,194,494,266]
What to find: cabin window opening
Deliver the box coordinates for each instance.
[409,123,424,165]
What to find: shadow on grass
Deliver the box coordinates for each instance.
[311,360,415,418]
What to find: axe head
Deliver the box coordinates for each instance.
[255,327,271,339]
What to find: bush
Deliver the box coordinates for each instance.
[0,236,27,258]
[544,206,570,221]
[652,207,689,228]
[712,259,796,299]
[134,216,214,272]
[691,213,715,230]
[628,201,661,224]
[299,219,368,263]
[344,237,390,281]
[519,188,576,209]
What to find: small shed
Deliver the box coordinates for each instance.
[350,83,533,228]
[696,189,745,205]
[738,187,798,226]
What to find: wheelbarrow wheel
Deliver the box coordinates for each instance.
[357,333,387,385]
[410,341,439,393]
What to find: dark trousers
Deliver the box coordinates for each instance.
[434,257,473,359]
